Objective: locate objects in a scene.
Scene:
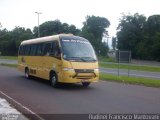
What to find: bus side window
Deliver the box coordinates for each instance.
[24,45,31,56]
[19,45,25,55]
[19,46,22,55]
[36,44,43,56]
[30,44,37,56]
[18,46,21,55]
[43,43,52,56]
[50,41,61,58]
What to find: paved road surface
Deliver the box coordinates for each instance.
[0,66,160,120]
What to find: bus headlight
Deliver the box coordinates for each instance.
[94,68,99,72]
[63,68,75,72]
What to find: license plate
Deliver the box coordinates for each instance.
[81,79,89,82]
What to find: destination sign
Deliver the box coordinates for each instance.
[62,39,89,44]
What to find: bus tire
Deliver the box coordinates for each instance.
[25,68,30,79]
[50,72,59,88]
[82,82,90,87]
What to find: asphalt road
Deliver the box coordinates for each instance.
[0,59,160,79]
[0,66,160,120]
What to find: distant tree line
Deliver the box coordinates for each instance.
[1,13,160,61]
[0,16,110,56]
[0,20,80,56]
[0,27,33,55]
[117,13,160,61]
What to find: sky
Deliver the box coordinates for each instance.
[0,0,160,37]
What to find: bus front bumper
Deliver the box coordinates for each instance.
[58,71,99,83]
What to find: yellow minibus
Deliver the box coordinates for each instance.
[18,34,99,87]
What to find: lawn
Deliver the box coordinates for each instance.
[0,63,18,68]
[99,62,160,72]
[98,56,116,62]
[100,73,160,88]
[0,56,17,60]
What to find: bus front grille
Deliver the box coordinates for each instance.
[73,72,95,79]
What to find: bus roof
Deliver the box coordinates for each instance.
[20,34,73,45]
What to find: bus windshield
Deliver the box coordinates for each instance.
[60,36,97,62]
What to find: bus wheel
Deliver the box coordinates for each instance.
[50,72,59,88]
[82,82,90,87]
[25,68,30,79]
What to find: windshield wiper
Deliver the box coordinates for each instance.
[66,57,96,62]
[67,57,87,62]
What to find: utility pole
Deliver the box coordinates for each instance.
[35,12,42,37]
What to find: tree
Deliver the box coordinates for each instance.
[33,20,80,37]
[117,13,160,61]
[0,27,33,55]
[117,13,146,58]
[80,15,110,56]
[146,15,160,61]
[147,15,160,35]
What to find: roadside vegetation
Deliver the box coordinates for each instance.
[0,56,17,60]
[98,56,116,62]
[0,63,17,68]
[99,62,160,72]
[100,73,160,88]
[98,56,160,72]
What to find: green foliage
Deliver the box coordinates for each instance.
[98,56,116,62]
[99,62,160,72]
[0,63,17,68]
[33,20,80,37]
[117,13,160,61]
[100,73,160,88]
[0,27,33,55]
[117,13,146,58]
[0,56,17,60]
[80,15,110,56]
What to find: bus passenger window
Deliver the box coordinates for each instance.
[24,45,31,56]
[50,41,61,58]
[36,44,43,56]
[19,45,25,55]
[43,43,52,56]
[30,44,37,56]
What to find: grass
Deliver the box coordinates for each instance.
[0,56,17,60]
[100,73,160,88]
[98,56,116,62]
[0,63,17,68]
[99,62,160,72]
